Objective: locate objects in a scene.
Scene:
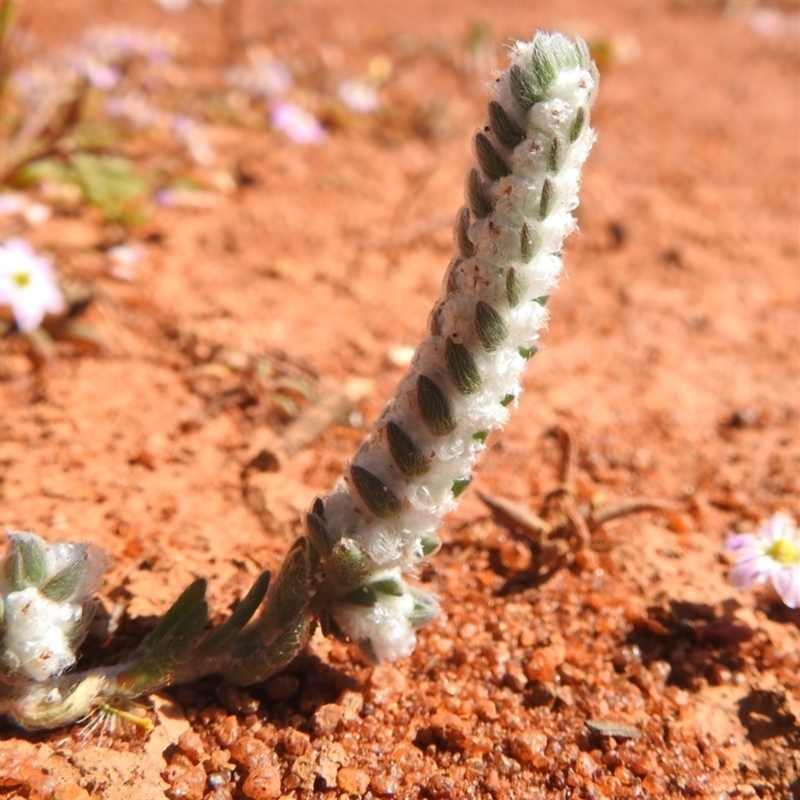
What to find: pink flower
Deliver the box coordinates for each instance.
[338,79,380,114]
[0,239,64,332]
[226,56,292,99]
[270,101,327,145]
[725,513,800,609]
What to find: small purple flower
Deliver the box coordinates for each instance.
[338,79,380,114]
[172,115,215,165]
[226,55,292,99]
[270,101,327,144]
[0,239,65,332]
[83,26,176,66]
[66,51,120,90]
[725,513,800,609]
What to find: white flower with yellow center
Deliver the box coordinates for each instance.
[0,239,64,332]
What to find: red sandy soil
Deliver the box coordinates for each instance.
[1,1,799,798]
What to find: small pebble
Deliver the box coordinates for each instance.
[337,767,370,795]
[229,736,270,771]
[312,703,344,736]
[214,715,240,747]
[168,764,206,800]
[240,767,282,800]
[429,710,469,749]
[525,641,565,683]
[282,728,310,756]
[338,690,364,722]
[177,730,206,763]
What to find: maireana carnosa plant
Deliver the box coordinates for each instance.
[0,32,599,730]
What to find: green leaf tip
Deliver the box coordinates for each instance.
[452,477,472,497]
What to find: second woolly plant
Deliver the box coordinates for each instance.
[0,31,599,731]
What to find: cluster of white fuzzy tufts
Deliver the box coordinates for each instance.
[0,532,108,681]
[315,33,599,662]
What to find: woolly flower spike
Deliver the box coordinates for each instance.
[0,532,108,681]
[312,32,599,663]
[725,513,800,609]
[0,239,64,332]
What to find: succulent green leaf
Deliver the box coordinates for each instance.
[509,64,542,110]
[351,465,402,518]
[141,578,207,652]
[531,37,558,89]
[539,177,556,220]
[445,339,482,395]
[506,267,527,307]
[386,420,430,477]
[420,535,441,557]
[417,375,457,436]
[409,600,438,628]
[520,222,540,261]
[345,585,378,607]
[466,167,494,219]
[475,131,511,181]
[197,571,271,657]
[306,511,336,555]
[407,588,440,628]
[266,539,311,634]
[548,136,566,174]
[488,100,525,150]
[575,37,591,69]
[225,613,312,686]
[569,106,586,143]
[119,598,208,694]
[371,578,405,597]
[17,536,47,587]
[455,205,475,258]
[475,300,508,352]
[3,550,24,593]
[40,560,83,603]
[330,538,370,586]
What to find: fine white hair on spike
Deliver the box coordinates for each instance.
[312,31,599,663]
